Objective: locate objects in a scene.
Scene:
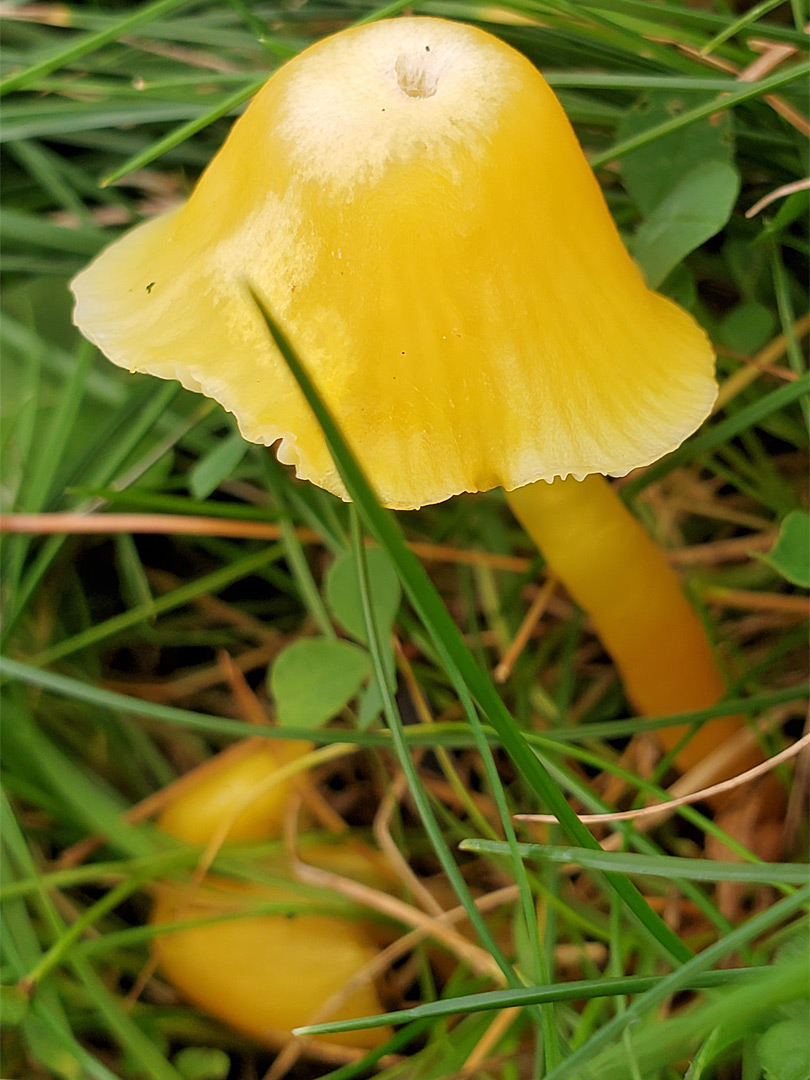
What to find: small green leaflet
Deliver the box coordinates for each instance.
[326,545,401,729]
[717,302,776,355]
[758,1019,810,1080]
[269,638,371,729]
[632,160,740,288]
[173,1047,231,1080]
[757,511,810,588]
[618,90,734,216]
[325,546,401,645]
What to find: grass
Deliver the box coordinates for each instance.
[1,1,808,1078]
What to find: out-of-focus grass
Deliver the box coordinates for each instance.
[1,1,808,1078]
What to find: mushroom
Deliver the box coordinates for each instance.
[153,738,393,1048]
[151,871,392,1049]
[72,16,745,775]
[155,736,313,845]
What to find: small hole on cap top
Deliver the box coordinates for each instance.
[395,53,438,98]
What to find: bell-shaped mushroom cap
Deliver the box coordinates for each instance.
[72,17,717,511]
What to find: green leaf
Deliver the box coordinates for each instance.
[188,429,248,499]
[758,1019,810,1080]
[173,1047,231,1080]
[356,676,384,731]
[618,90,734,216]
[269,638,371,729]
[717,302,777,354]
[757,511,810,588]
[326,546,401,729]
[632,160,740,288]
[326,547,401,645]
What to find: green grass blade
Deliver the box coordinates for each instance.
[459,842,810,885]
[1,698,156,858]
[349,511,525,987]
[100,75,267,185]
[295,966,768,1036]
[2,656,805,754]
[699,0,788,55]
[540,885,810,1080]
[1,0,193,95]
[70,956,185,1080]
[28,542,284,666]
[590,62,810,167]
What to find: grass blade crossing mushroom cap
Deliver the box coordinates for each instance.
[72,16,717,510]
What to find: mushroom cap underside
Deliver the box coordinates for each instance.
[72,16,717,510]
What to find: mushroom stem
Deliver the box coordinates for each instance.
[506,474,757,779]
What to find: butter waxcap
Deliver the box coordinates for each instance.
[72,16,717,510]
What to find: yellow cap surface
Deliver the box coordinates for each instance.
[72,17,717,509]
[152,877,391,1048]
[156,738,313,846]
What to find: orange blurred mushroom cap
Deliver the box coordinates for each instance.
[71,16,717,510]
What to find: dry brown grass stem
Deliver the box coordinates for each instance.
[746,177,810,218]
[666,499,772,530]
[373,771,447,917]
[673,36,810,136]
[104,639,282,702]
[784,717,810,844]
[668,532,775,564]
[714,313,810,411]
[0,512,782,575]
[0,512,533,572]
[0,3,71,25]
[122,35,239,73]
[461,1007,522,1073]
[494,574,558,683]
[700,588,810,615]
[516,730,809,827]
[216,649,271,726]
[264,881,522,1080]
[150,570,283,643]
[288,839,507,984]
[569,670,619,724]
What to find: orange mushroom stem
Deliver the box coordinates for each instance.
[71,16,751,775]
[507,476,754,778]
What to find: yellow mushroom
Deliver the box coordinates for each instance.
[152,739,392,1048]
[151,858,392,1050]
[72,17,743,774]
[156,736,313,846]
